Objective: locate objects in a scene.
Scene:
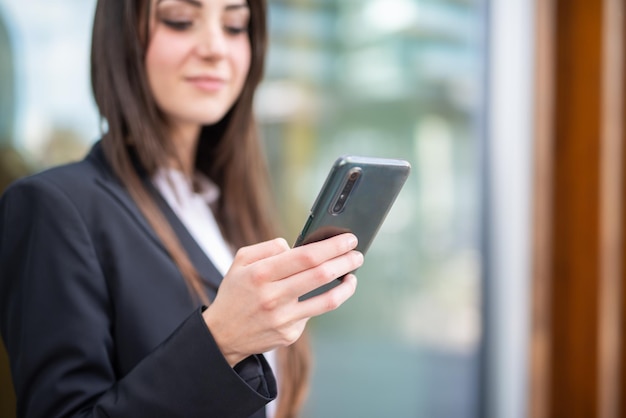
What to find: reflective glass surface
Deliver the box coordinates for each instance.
[260,2,485,417]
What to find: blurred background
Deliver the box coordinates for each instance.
[1,0,624,417]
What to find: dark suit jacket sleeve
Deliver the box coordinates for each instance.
[0,176,276,418]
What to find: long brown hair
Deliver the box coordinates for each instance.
[90,0,309,416]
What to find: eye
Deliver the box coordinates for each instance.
[224,25,248,35]
[155,2,197,32]
[161,19,193,31]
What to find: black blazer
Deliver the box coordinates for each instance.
[0,142,276,418]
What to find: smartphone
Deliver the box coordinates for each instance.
[295,155,411,300]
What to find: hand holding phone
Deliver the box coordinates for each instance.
[295,155,410,300]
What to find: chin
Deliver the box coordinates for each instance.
[181,110,231,127]
[192,104,237,124]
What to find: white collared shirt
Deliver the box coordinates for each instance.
[153,168,278,418]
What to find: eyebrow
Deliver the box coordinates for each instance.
[157,0,202,7]
[156,0,249,10]
[225,3,249,11]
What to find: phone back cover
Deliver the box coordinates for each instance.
[296,155,411,255]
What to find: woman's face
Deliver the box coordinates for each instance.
[145,0,251,133]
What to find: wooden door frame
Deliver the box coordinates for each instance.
[530,0,625,417]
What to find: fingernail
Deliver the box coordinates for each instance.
[348,234,358,247]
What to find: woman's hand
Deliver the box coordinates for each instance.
[202,233,363,367]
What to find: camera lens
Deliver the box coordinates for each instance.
[331,169,360,214]
[333,193,347,213]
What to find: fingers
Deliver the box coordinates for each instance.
[276,250,363,299]
[260,233,359,282]
[232,237,290,266]
[296,273,358,318]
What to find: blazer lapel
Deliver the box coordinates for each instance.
[87,141,224,294]
[87,143,165,254]
[150,188,224,293]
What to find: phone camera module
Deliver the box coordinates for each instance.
[330,169,361,214]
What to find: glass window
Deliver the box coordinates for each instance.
[0,8,13,143]
[260,1,485,417]
[0,1,98,165]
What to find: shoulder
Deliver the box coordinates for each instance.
[0,143,126,267]
[5,160,94,198]
[1,141,115,211]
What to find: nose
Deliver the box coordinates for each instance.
[195,21,227,61]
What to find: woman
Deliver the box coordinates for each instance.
[0,0,363,417]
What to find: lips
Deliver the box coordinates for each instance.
[186,76,227,92]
